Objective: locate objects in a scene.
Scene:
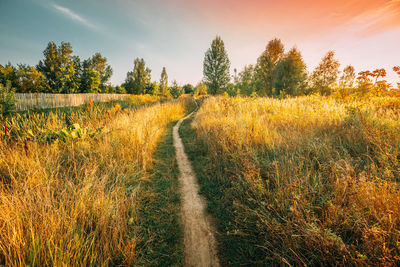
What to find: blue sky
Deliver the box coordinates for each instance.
[1,0,399,85]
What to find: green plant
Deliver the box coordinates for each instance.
[0,81,16,116]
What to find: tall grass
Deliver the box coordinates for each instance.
[0,97,185,266]
[185,95,400,265]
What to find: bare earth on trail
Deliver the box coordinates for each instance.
[173,113,220,267]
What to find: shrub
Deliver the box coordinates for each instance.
[0,81,16,116]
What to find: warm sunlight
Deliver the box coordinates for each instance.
[1,0,400,266]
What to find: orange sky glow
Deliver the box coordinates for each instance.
[165,0,400,84]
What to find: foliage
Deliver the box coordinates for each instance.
[255,38,285,96]
[79,66,101,93]
[0,63,19,89]
[16,64,50,93]
[83,53,113,89]
[160,67,170,97]
[194,82,208,96]
[46,123,103,143]
[169,80,183,98]
[235,65,258,96]
[203,36,231,94]
[274,47,307,96]
[0,81,16,116]
[146,81,160,95]
[394,66,400,89]
[309,51,340,95]
[124,58,151,94]
[183,83,194,94]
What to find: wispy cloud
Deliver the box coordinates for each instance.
[52,4,97,30]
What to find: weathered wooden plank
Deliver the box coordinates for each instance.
[14,93,131,111]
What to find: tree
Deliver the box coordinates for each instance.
[124,58,151,94]
[83,53,112,90]
[0,63,18,89]
[183,84,194,94]
[80,67,101,93]
[394,66,400,89]
[0,81,16,116]
[115,86,127,94]
[355,69,390,97]
[236,65,257,96]
[203,36,231,94]
[339,65,356,89]
[37,42,79,93]
[160,67,169,96]
[169,80,183,98]
[194,82,208,96]
[16,64,50,93]
[274,47,307,96]
[256,38,285,96]
[146,81,160,95]
[309,51,340,95]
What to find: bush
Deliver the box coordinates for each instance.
[0,81,16,116]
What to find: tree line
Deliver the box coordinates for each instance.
[1,39,399,98]
[202,36,400,97]
[0,41,195,97]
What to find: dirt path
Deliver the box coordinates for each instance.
[173,112,220,267]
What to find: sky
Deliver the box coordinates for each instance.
[0,0,399,86]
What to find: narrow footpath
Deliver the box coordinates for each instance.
[173,112,220,267]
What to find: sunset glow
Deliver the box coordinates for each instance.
[1,0,399,84]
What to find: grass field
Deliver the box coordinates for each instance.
[0,95,190,266]
[180,95,400,266]
[1,94,400,266]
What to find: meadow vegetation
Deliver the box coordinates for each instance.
[0,95,188,266]
[181,95,400,266]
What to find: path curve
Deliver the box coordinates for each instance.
[173,112,220,267]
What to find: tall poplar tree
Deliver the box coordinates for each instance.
[203,36,231,95]
[160,67,169,96]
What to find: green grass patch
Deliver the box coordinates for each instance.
[134,122,183,266]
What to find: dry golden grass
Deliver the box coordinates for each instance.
[0,99,185,266]
[189,95,400,265]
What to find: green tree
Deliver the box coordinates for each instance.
[274,47,307,96]
[203,36,231,94]
[236,64,257,96]
[309,51,340,95]
[146,81,160,95]
[124,58,151,94]
[115,86,127,94]
[16,64,50,93]
[0,81,16,116]
[256,38,285,96]
[0,63,18,89]
[37,42,79,93]
[169,80,183,98]
[183,83,194,94]
[159,67,169,96]
[83,53,113,90]
[80,67,101,93]
[194,82,208,96]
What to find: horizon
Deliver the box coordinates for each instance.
[1,0,399,86]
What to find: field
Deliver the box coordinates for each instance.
[0,95,192,266]
[180,95,400,266]
[1,94,400,266]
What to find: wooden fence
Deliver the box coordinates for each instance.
[14,93,131,111]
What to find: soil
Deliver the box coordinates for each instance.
[173,113,220,267]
